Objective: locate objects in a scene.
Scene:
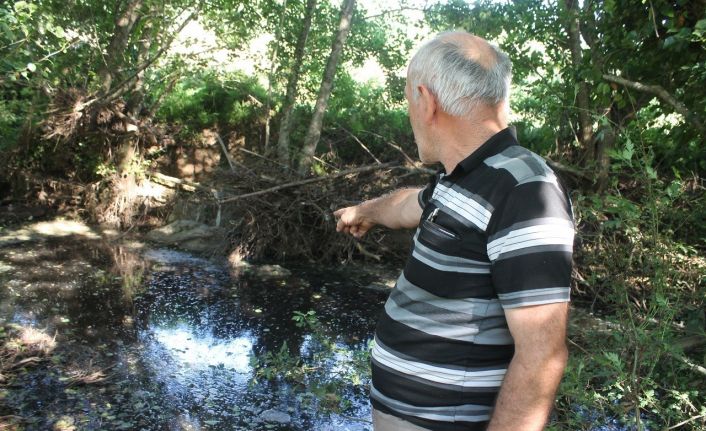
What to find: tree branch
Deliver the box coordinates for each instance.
[219,162,398,204]
[363,5,429,20]
[602,74,706,135]
[102,11,196,102]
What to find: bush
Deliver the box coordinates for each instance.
[559,132,706,430]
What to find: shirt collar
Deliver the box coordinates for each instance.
[445,126,518,178]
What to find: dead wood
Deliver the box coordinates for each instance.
[149,172,216,194]
[66,365,115,387]
[219,162,398,204]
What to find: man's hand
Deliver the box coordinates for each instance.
[334,205,376,238]
[332,188,424,238]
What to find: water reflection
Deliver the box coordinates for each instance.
[0,230,383,430]
[151,325,254,373]
[133,248,383,430]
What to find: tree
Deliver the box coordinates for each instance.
[98,0,144,93]
[297,0,356,174]
[276,0,318,165]
[426,0,706,183]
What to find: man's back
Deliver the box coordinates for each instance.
[371,128,574,430]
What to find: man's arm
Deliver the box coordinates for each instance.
[487,302,569,430]
[333,188,423,238]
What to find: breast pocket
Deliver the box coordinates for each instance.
[418,219,462,253]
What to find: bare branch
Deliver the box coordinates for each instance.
[363,6,429,20]
[219,162,398,204]
[339,126,382,164]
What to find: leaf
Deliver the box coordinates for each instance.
[26,62,35,72]
[603,351,622,369]
[663,36,677,49]
[597,82,611,95]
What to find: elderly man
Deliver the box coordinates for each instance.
[334,31,574,431]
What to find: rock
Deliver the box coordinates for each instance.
[146,220,225,253]
[260,409,291,424]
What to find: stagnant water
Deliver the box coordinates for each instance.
[0,221,388,430]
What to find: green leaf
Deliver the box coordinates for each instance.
[26,62,35,72]
[597,82,611,95]
[663,36,677,49]
[603,351,622,369]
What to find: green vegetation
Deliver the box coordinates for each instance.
[250,310,371,415]
[0,0,704,429]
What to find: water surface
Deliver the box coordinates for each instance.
[0,222,386,430]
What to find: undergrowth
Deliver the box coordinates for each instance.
[557,127,706,430]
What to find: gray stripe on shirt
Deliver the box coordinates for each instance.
[371,386,492,422]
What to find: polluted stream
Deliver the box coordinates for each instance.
[0,220,387,430]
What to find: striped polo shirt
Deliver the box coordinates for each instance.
[371,128,574,431]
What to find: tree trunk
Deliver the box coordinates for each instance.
[127,5,155,117]
[264,0,289,151]
[563,0,593,159]
[595,107,615,191]
[99,0,144,93]
[276,0,317,165]
[103,12,195,103]
[297,0,356,175]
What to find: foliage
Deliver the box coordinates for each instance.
[250,310,372,415]
[564,132,706,430]
[155,70,267,139]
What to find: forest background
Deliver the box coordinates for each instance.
[0,0,705,429]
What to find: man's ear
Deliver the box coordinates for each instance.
[417,85,438,124]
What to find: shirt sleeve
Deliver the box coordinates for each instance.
[486,180,574,309]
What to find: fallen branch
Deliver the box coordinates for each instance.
[215,134,236,172]
[66,365,115,387]
[666,412,706,430]
[236,147,299,175]
[8,356,44,370]
[219,162,398,204]
[339,126,382,164]
[355,241,381,261]
[361,130,417,165]
[148,172,216,194]
[602,74,706,134]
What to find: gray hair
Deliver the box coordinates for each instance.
[408,31,512,116]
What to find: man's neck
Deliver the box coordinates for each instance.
[436,106,508,173]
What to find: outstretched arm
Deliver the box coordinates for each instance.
[333,188,424,238]
[487,302,569,430]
